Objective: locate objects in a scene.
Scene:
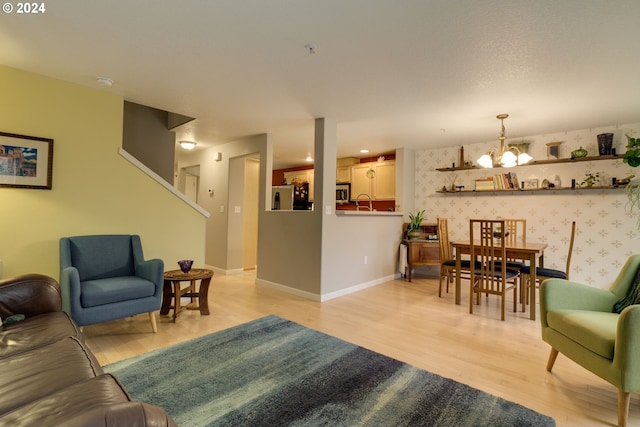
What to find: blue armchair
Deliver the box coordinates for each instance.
[59,234,164,332]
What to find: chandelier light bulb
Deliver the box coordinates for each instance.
[477,114,533,168]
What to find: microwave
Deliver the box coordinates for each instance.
[336,183,350,203]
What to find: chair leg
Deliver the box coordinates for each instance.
[619,389,630,427]
[149,311,158,333]
[546,348,559,372]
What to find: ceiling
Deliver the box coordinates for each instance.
[2,1,640,169]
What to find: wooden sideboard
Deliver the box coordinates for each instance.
[402,223,440,282]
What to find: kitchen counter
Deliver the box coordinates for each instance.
[335,210,403,217]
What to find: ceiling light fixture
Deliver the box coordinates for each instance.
[96,76,114,87]
[360,149,369,154]
[477,114,533,168]
[179,141,197,150]
[305,155,313,162]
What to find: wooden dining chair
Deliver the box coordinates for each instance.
[505,219,526,243]
[520,221,576,310]
[437,218,478,297]
[469,219,519,321]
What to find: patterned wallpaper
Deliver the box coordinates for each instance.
[414,122,640,288]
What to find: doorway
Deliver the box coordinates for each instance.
[180,165,200,203]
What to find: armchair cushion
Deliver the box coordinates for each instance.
[81,277,156,308]
[66,235,136,281]
[547,309,618,359]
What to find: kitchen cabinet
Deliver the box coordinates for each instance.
[336,157,359,183]
[336,167,351,183]
[350,160,395,201]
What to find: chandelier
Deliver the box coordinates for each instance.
[477,114,533,168]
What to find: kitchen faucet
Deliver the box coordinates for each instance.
[355,193,372,211]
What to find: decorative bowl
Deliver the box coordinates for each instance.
[177,260,194,274]
[571,147,588,159]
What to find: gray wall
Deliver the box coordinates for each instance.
[122,101,176,182]
[175,119,406,301]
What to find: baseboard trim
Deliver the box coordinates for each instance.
[255,279,322,302]
[255,275,396,302]
[319,275,396,302]
[204,265,244,276]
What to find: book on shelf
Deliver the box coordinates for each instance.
[475,173,520,191]
[475,177,495,191]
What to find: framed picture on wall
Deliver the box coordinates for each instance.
[523,179,539,190]
[0,131,54,189]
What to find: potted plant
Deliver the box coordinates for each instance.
[623,134,640,167]
[407,210,425,239]
[580,171,600,187]
[623,134,640,227]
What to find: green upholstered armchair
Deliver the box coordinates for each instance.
[59,234,164,332]
[540,254,640,427]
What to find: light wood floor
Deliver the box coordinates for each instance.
[84,272,638,427]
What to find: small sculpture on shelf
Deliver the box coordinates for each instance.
[446,173,459,191]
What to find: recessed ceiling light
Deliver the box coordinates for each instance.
[179,141,197,150]
[360,149,369,154]
[96,76,114,87]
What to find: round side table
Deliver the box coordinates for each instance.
[160,268,213,322]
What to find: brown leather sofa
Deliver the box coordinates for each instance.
[0,274,176,427]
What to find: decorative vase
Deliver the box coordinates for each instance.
[177,260,193,274]
[597,133,613,155]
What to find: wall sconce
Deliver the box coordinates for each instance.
[215,152,222,162]
[477,114,533,168]
[179,141,197,150]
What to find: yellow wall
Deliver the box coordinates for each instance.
[0,65,206,279]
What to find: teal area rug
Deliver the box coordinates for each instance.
[105,315,555,426]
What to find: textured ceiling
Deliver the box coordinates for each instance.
[1,1,639,168]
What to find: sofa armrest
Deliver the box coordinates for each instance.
[0,274,62,318]
[540,279,618,328]
[614,305,640,391]
[59,266,83,316]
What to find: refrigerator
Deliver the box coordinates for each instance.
[272,183,310,210]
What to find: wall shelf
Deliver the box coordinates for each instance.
[436,186,624,194]
[436,154,621,172]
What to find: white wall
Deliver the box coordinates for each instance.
[415,122,640,288]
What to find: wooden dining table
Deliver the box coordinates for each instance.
[450,239,548,320]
